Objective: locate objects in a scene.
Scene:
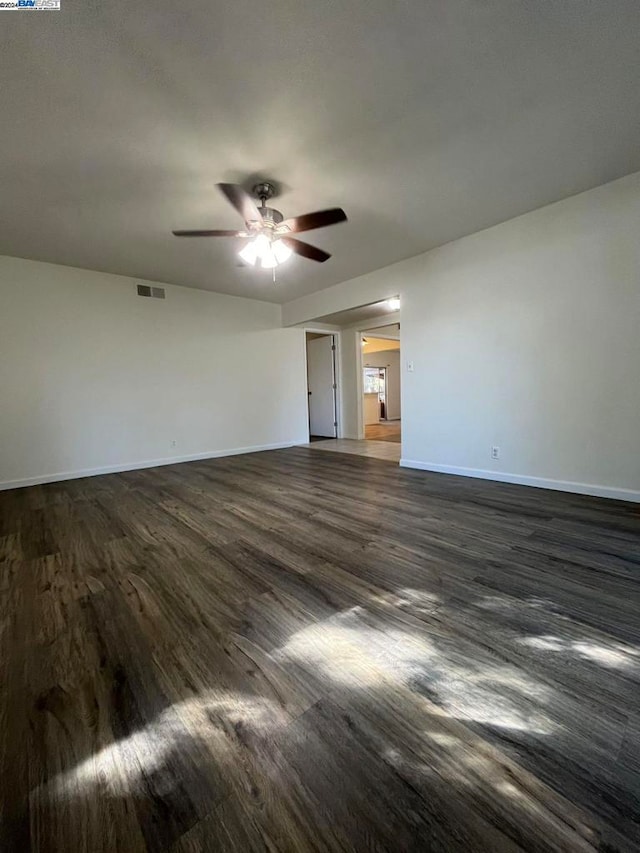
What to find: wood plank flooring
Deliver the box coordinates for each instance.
[364,421,401,442]
[1,447,639,852]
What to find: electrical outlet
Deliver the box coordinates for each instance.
[170,440,177,449]
[491,446,500,460]
[406,360,414,372]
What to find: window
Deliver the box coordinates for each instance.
[363,367,385,399]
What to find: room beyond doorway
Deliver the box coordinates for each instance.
[364,421,401,442]
[361,324,401,444]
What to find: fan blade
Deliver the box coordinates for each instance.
[280,237,331,263]
[172,229,244,237]
[217,183,262,224]
[279,208,347,234]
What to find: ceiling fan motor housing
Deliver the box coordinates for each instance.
[260,206,284,227]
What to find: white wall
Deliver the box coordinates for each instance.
[363,350,401,421]
[338,328,362,439]
[0,256,308,488]
[283,171,640,501]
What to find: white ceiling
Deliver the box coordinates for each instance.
[2,1,639,304]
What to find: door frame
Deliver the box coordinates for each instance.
[304,329,342,441]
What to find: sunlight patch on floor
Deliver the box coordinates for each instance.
[478,595,557,613]
[42,691,285,801]
[371,587,441,615]
[518,634,640,670]
[276,606,555,734]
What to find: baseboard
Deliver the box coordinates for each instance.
[398,459,640,504]
[0,441,307,491]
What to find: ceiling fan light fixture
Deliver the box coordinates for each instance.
[254,233,271,255]
[174,181,347,270]
[239,233,289,269]
[238,239,259,266]
[272,239,293,264]
[260,247,278,269]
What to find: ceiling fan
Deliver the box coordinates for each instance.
[172,181,347,269]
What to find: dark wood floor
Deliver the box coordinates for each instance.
[1,448,639,852]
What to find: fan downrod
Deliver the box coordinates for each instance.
[252,181,283,225]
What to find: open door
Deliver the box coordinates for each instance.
[307,334,337,438]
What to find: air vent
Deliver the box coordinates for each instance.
[137,284,165,299]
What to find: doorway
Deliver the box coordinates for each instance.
[306,332,337,440]
[361,326,401,443]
